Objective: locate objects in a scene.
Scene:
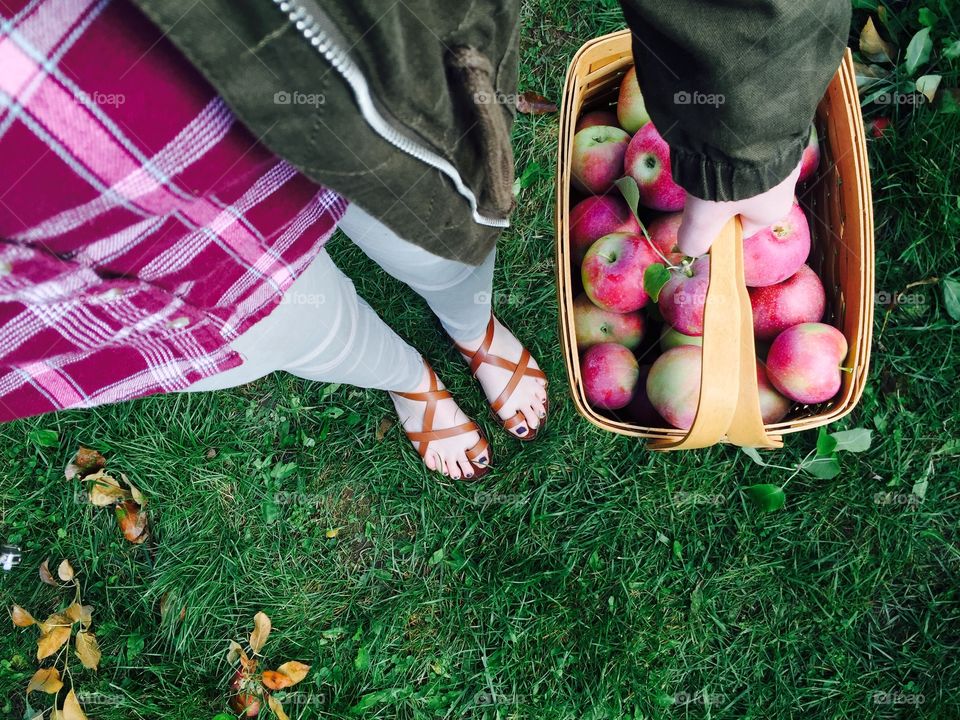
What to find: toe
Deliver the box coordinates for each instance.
[447,457,462,480]
[521,404,540,430]
[456,453,475,480]
[511,418,529,437]
[425,452,438,472]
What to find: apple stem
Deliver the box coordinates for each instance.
[636,221,680,270]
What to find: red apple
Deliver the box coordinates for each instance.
[658,256,709,336]
[576,109,619,133]
[624,365,664,426]
[569,195,641,265]
[582,232,660,313]
[659,325,703,351]
[573,293,645,350]
[798,126,821,183]
[765,322,848,404]
[646,212,685,265]
[571,125,631,195]
[749,264,826,340]
[624,123,685,212]
[581,342,640,411]
[646,345,702,430]
[742,202,810,287]
[616,66,650,132]
[229,671,261,717]
[757,362,792,423]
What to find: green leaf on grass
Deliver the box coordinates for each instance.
[743,484,786,512]
[28,428,59,447]
[614,176,641,222]
[830,428,873,452]
[741,446,766,466]
[354,645,371,671]
[918,8,937,27]
[915,74,941,103]
[643,263,671,302]
[816,427,838,457]
[904,27,933,75]
[942,276,960,320]
[804,456,841,479]
[672,540,683,562]
[944,39,960,60]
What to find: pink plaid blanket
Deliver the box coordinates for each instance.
[0,0,347,421]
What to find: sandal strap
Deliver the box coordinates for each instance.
[501,411,527,431]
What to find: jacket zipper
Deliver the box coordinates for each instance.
[271,0,510,229]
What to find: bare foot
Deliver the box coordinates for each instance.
[456,316,548,438]
[389,363,489,479]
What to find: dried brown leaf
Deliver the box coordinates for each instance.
[860,17,895,63]
[11,604,36,627]
[250,611,272,655]
[27,667,63,694]
[273,661,310,687]
[65,446,106,480]
[39,560,57,587]
[516,90,557,114]
[115,500,149,544]
[159,593,185,623]
[267,694,290,720]
[75,631,101,670]
[60,688,88,720]
[122,473,147,508]
[227,639,247,666]
[262,670,293,690]
[87,471,129,507]
[375,417,394,441]
[37,614,72,660]
[57,560,75,582]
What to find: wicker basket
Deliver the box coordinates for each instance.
[555,30,874,450]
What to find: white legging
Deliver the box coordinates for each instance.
[187,203,496,394]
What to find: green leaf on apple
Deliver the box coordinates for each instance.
[904,27,933,76]
[829,428,873,452]
[803,455,841,479]
[816,426,838,457]
[942,276,960,320]
[743,484,786,512]
[918,8,938,27]
[614,176,641,222]
[644,263,671,303]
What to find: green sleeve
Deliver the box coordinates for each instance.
[618,0,851,201]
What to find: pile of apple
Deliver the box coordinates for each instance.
[571,68,848,430]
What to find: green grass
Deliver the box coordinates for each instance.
[2,1,960,718]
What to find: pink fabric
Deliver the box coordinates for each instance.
[0,0,347,421]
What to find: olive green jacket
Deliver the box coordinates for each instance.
[131,0,849,265]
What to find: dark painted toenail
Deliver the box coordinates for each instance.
[466,473,474,478]
[477,456,487,464]
[517,427,527,435]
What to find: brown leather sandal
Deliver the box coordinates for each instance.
[393,364,491,479]
[455,316,549,441]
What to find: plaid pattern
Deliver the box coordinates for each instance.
[0,0,347,421]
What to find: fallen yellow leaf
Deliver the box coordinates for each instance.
[273,660,311,687]
[860,17,895,63]
[75,631,101,670]
[37,622,72,660]
[267,694,290,720]
[57,560,75,582]
[262,670,293,690]
[39,560,57,587]
[27,667,63,694]
[11,604,36,627]
[87,471,130,507]
[250,611,272,655]
[115,500,149,544]
[60,688,88,720]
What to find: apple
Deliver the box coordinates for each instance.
[765,322,848,404]
[624,123,685,212]
[569,195,641,265]
[571,125,631,195]
[660,325,703,351]
[749,264,826,340]
[756,362,792,423]
[616,66,650,132]
[582,232,660,313]
[573,293,645,349]
[646,212,685,265]
[646,345,702,430]
[624,365,664,426]
[798,126,820,183]
[581,342,640,411]
[577,109,619,132]
[229,670,260,717]
[658,256,709,336]
[742,201,810,287]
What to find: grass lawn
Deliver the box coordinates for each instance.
[2,0,959,718]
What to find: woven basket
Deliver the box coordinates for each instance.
[555,30,874,450]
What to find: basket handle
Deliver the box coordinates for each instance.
[648,217,783,451]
